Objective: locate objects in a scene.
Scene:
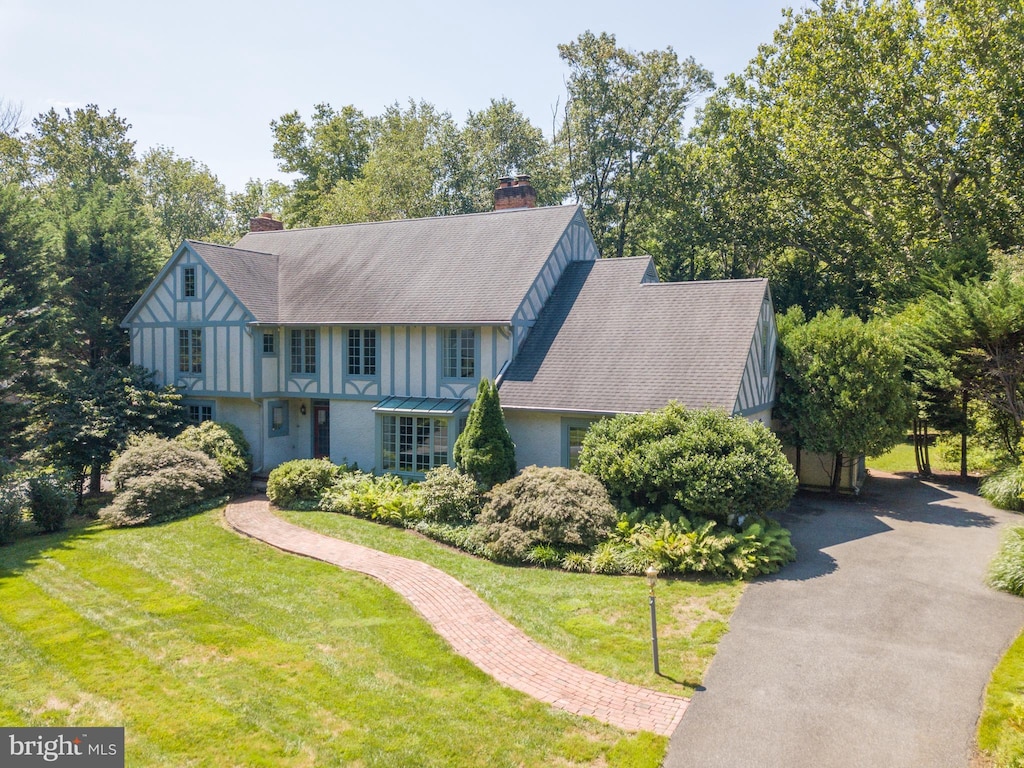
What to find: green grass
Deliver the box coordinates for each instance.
[278,509,743,697]
[978,628,1024,767]
[0,509,669,767]
[867,439,961,474]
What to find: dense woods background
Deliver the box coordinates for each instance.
[2,0,1024,493]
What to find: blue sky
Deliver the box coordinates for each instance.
[1,0,801,193]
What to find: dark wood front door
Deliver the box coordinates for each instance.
[313,402,330,458]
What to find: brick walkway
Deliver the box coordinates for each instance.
[224,496,688,736]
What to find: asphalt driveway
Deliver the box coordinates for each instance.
[665,472,1024,768]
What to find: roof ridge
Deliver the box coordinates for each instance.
[242,204,580,235]
[187,239,276,257]
[638,277,768,286]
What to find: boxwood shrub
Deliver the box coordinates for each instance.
[27,473,74,533]
[578,404,797,524]
[417,466,481,524]
[267,458,347,508]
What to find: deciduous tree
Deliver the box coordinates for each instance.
[462,98,565,210]
[690,0,1024,315]
[324,100,470,223]
[30,105,135,211]
[271,103,371,226]
[227,178,291,237]
[558,31,713,259]
[136,146,228,250]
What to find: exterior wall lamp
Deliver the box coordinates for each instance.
[300,404,307,416]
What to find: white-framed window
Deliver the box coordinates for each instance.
[268,399,289,437]
[347,328,377,376]
[178,328,203,374]
[442,328,475,379]
[183,266,197,299]
[184,400,214,425]
[290,329,317,375]
[381,415,450,473]
[262,331,277,356]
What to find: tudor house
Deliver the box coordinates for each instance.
[123,177,777,477]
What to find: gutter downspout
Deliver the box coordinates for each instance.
[246,324,265,474]
[494,359,511,387]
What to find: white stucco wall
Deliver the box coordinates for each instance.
[330,399,377,472]
[745,407,773,428]
[207,398,264,469]
[505,410,564,469]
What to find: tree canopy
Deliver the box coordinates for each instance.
[775,307,914,490]
[558,31,713,259]
[686,0,1024,316]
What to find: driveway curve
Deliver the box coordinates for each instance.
[666,472,1024,768]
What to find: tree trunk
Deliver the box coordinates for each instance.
[89,463,102,496]
[922,420,931,475]
[830,452,843,494]
[961,392,969,480]
[913,418,924,474]
[74,473,85,509]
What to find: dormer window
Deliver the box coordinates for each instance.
[183,266,197,298]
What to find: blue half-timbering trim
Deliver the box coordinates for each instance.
[420,327,428,394]
[122,241,256,327]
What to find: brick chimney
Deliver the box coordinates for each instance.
[249,212,284,232]
[494,174,537,210]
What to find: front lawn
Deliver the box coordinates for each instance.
[0,508,669,767]
[279,508,743,697]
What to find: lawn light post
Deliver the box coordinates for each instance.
[646,565,660,675]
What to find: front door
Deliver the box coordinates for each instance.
[313,402,330,459]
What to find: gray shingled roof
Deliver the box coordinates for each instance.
[187,241,279,322]
[498,258,769,414]
[216,206,581,324]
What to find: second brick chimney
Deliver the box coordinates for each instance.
[249,212,284,232]
[494,175,537,211]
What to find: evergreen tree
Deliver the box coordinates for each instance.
[453,380,516,488]
[60,183,160,366]
[775,307,913,492]
[35,362,183,503]
[0,184,63,455]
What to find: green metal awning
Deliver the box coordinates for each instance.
[372,396,469,415]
